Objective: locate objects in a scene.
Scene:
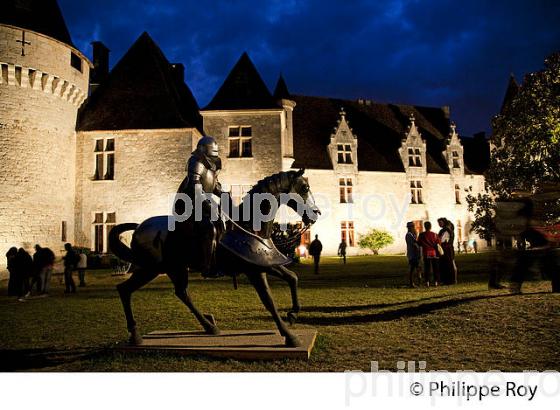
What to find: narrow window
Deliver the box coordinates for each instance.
[61,221,67,242]
[455,184,461,204]
[452,151,460,168]
[93,212,104,253]
[341,221,355,246]
[71,52,83,72]
[93,138,115,180]
[93,212,116,253]
[410,181,423,204]
[339,178,353,203]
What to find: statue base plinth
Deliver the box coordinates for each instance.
[114,329,317,360]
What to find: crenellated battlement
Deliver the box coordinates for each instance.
[0,61,87,107]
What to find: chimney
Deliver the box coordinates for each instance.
[441,105,450,119]
[171,63,185,84]
[90,41,110,93]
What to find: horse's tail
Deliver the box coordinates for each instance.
[109,223,139,263]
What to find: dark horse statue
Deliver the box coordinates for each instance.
[109,169,320,347]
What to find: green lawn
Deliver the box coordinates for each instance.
[1,253,559,372]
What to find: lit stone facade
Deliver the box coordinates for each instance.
[210,106,487,256]
[74,128,201,251]
[0,11,489,278]
[0,23,90,272]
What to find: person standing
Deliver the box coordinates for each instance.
[6,247,18,296]
[417,221,441,286]
[405,222,421,287]
[16,248,33,300]
[63,243,78,294]
[77,251,87,287]
[437,218,456,285]
[337,240,347,264]
[308,235,323,275]
[472,239,478,254]
[33,245,55,295]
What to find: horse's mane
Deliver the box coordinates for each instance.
[246,170,296,196]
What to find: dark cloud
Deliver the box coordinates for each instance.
[59,0,560,135]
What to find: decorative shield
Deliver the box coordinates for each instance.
[219,229,292,267]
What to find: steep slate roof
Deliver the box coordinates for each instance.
[204,52,280,110]
[500,74,520,113]
[461,133,490,175]
[273,75,291,100]
[1,0,74,46]
[291,95,452,173]
[78,32,202,132]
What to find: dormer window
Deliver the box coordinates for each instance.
[452,151,460,168]
[408,148,422,167]
[337,144,352,164]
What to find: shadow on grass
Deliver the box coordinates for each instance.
[301,290,483,313]
[0,347,107,371]
[266,291,552,327]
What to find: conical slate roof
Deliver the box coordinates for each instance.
[78,32,202,132]
[1,0,74,46]
[273,74,291,100]
[500,74,520,113]
[204,52,279,110]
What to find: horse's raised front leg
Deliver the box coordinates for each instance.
[116,269,159,345]
[168,268,220,335]
[248,271,302,347]
[268,265,300,325]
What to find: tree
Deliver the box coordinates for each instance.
[358,229,394,255]
[465,187,496,244]
[467,52,560,237]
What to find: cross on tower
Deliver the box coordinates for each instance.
[16,31,31,56]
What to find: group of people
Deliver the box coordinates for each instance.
[6,244,55,299]
[405,218,458,287]
[5,243,87,300]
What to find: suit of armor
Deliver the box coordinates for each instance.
[176,136,226,277]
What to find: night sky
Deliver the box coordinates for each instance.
[58,0,560,136]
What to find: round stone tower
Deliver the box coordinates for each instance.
[0,0,91,271]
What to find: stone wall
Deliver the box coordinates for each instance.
[300,169,487,256]
[201,110,286,189]
[74,128,200,249]
[0,25,90,275]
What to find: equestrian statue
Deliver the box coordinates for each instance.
[109,136,320,347]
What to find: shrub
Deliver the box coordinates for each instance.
[358,229,394,255]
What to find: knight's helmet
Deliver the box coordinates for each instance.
[197,136,219,158]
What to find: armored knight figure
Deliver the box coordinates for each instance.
[176,136,226,278]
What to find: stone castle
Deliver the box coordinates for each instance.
[0,0,491,273]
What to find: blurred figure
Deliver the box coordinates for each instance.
[438,218,457,285]
[32,244,55,295]
[338,240,347,264]
[472,240,478,254]
[63,243,78,294]
[308,235,323,275]
[417,221,441,286]
[405,222,421,287]
[6,247,18,296]
[77,251,88,287]
[16,248,33,300]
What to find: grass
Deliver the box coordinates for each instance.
[0,253,559,372]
